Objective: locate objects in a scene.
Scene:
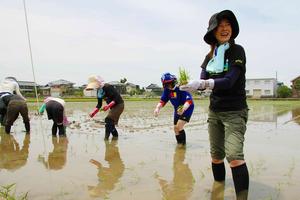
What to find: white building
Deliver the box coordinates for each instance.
[245,78,278,98]
[18,80,39,93]
[83,88,97,97]
[126,82,139,93]
[46,79,75,97]
[145,83,162,92]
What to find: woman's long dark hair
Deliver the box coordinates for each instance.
[207,38,235,59]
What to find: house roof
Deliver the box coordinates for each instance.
[126,82,138,87]
[146,83,161,89]
[246,78,276,81]
[18,81,39,87]
[39,86,50,90]
[108,81,125,86]
[291,75,300,82]
[47,79,75,86]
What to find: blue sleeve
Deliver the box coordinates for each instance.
[160,89,169,104]
[200,68,209,79]
[200,55,210,79]
[214,65,241,90]
[182,91,193,101]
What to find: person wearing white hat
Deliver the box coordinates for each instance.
[0,77,26,126]
[86,75,124,140]
[0,77,26,100]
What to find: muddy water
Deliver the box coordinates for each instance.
[0,100,300,200]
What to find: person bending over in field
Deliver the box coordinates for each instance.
[154,72,194,146]
[39,97,69,137]
[86,75,124,140]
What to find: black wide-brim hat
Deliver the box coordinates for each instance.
[204,10,239,45]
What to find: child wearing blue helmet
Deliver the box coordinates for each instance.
[154,72,194,145]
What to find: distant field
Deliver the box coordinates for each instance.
[26,96,161,102]
[2,99,300,200]
[25,96,300,103]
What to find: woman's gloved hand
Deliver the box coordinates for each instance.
[89,108,99,118]
[179,80,206,92]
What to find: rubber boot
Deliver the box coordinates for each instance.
[175,130,186,145]
[111,124,118,140]
[231,163,249,200]
[0,114,3,126]
[105,118,115,140]
[104,126,110,140]
[212,162,226,182]
[5,125,11,134]
[24,122,30,134]
[52,123,57,136]
[58,124,65,136]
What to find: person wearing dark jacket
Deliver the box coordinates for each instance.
[0,77,26,126]
[86,75,124,140]
[0,94,30,134]
[180,10,249,199]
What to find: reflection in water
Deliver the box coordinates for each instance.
[155,147,194,200]
[0,133,30,171]
[248,104,299,123]
[248,105,278,122]
[292,107,300,125]
[88,140,125,198]
[38,136,68,170]
[210,181,225,200]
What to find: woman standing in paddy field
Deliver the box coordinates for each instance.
[154,72,194,146]
[181,10,249,199]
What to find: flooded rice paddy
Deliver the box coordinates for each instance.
[1,100,300,200]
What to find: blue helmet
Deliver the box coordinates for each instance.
[161,72,177,88]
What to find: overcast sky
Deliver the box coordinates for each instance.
[0,0,299,87]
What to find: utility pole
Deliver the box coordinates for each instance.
[275,71,278,97]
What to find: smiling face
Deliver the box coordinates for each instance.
[214,19,232,44]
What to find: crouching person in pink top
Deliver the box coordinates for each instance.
[39,97,69,137]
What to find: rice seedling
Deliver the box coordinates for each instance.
[178,67,190,85]
[0,184,28,200]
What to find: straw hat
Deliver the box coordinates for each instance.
[86,75,105,90]
[4,76,17,82]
